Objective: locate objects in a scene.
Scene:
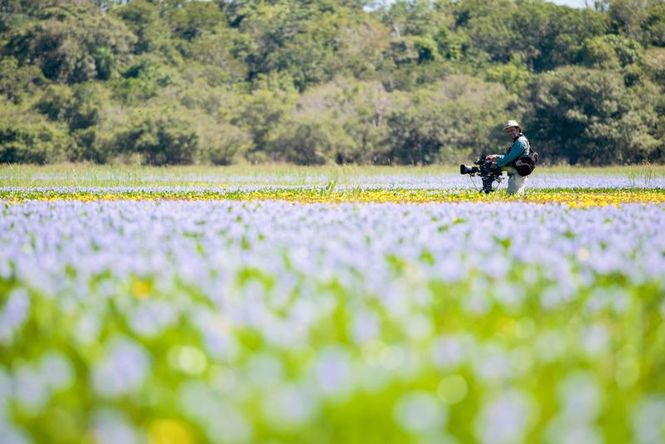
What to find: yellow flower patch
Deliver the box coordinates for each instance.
[2,188,665,206]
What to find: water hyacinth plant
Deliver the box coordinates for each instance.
[1,198,664,443]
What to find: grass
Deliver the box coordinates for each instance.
[1,163,664,188]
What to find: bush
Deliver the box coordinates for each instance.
[114,113,198,165]
[385,75,516,165]
[642,47,665,87]
[528,66,661,164]
[283,79,392,164]
[582,34,643,69]
[194,119,253,165]
[112,58,173,103]
[267,116,357,165]
[0,109,70,163]
[2,3,136,83]
[0,56,45,103]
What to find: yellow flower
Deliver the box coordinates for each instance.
[148,420,195,444]
[131,279,152,299]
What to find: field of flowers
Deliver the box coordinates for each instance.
[1,166,664,444]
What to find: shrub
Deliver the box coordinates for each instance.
[114,113,198,165]
[194,119,252,165]
[0,110,70,164]
[267,116,357,165]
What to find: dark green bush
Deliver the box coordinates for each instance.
[0,113,70,164]
[114,114,198,166]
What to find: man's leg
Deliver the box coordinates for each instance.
[507,173,527,195]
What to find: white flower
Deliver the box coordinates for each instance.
[0,422,31,444]
[14,364,49,414]
[261,383,318,430]
[631,396,665,444]
[431,334,473,369]
[243,352,285,389]
[558,372,603,423]
[475,389,534,444]
[92,337,151,398]
[128,299,178,338]
[394,391,448,434]
[313,346,353,398]
[91,409,139,444]
[39,352,73,392]
[0,288,30,345]
[580,324,610,357]
[349,309,380,344]
[403,314,433,341]
[179,381,252,443]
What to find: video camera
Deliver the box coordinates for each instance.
[460,155,504,193]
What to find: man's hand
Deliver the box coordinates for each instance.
[485,154,499,162]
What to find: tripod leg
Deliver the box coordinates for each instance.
[482,177,493,193]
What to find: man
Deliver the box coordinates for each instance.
[486,120,531,195]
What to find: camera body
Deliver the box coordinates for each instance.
[460,155,504,193]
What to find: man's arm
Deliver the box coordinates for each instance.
[496,138,528,168]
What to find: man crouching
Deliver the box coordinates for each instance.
[486,120,531,195]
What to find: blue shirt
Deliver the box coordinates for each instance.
[496,134,530,168]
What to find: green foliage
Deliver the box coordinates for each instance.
[176,32,247,83]
[34,84,73,121]
[385,38,421,66]
[2,2,136,83]
[333,81,394,164]
[111,57,172,103]
[164,1,227,41]
[642,47,665,87]
[268,115,357,165]
[112,0,171,54]
[485,54,531,93]
[381,0,453,38]
[509,2,609,71]
[582,34,643,68]
[292,79,394,164]
[93,46,114,81]
[385,75,516,165]
[114,111,198,166]
[0,55,44,103]
[330,16,390,80]
[643,3,665,47]
[194,118,253,166]
[0,0,663,165]
[0,104,70,163]
[225,78,298,161]
[445,0,609,70]
[461,0,515,64]
[32,83,110,163]
[528,66,661,164]
[231,0,369,91]
[35,83,106,131]
[434,27,470,61]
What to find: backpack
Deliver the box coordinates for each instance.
[514,150,539,176]
[512,137,539,176]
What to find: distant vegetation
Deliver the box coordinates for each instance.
[0,0,663,166]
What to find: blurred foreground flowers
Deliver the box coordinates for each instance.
[1,200,664,443]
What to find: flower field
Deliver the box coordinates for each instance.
[1,167,665,443]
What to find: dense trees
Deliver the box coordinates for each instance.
[0,0,663,165]
[528,66,661,164]
[3,2,136,83]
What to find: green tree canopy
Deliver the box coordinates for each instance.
[0,0,664,165]
[528,66,662,164]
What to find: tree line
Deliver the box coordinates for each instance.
[0,0,663,166]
